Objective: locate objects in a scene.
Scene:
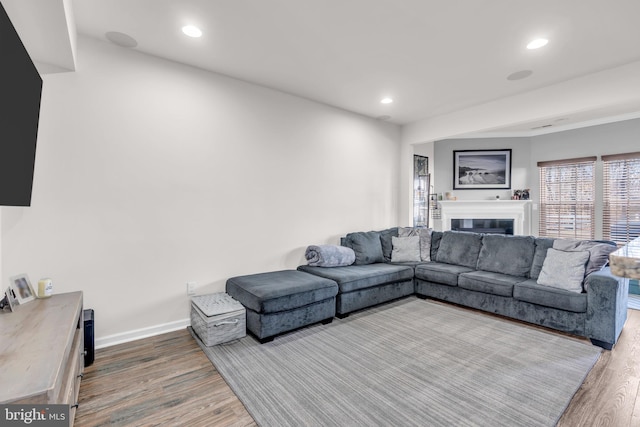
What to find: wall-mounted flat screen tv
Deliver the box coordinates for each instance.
[0,3,42,206]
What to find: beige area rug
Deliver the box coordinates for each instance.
[191,297,601,427]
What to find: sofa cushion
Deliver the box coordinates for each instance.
[378,227,399,262]
[537,248,590,293]
[298,263,414,293]
[514,279,588,313]
[435,231,483,269]
[391,236,421,263]
[226,270,339,314]
[477,234,535,278]
[458,270,527,297]
[415,262,474,287]
[529,237,555,279]
[344,231,385,265]
[430,231,443,261]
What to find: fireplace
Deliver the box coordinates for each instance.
[451,219,514,235]
[438,200,533,235]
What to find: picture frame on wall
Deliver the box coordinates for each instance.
[10,274,35,304]
[453,149,512,190]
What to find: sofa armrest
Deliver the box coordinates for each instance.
[585,267,629,349]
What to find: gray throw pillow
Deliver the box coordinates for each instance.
[346,231,384,265]
[552,239,618,276]
[398,227,432,261]
[391,236,421,263]
[584,243,617,275]
[537,248,590,293]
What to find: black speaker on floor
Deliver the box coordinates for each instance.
[84,309,95,366]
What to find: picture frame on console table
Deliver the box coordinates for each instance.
[0,287,18,311]
[10,274,35,304]
[453,149,512,190]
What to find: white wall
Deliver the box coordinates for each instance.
[1,36,401,345]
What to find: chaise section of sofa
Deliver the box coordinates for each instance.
[298,228,416,317]
[297,263,414,317]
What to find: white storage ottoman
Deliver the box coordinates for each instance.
[191,293,246,346]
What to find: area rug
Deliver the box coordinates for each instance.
[190,297,601,427]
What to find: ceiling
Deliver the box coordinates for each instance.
[4,0,640,135]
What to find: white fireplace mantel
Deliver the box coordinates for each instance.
[438,200,533,235]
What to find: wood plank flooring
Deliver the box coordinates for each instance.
[75,331,256,427]
[76,308,640,427]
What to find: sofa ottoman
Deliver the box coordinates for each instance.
[226,270,339,343]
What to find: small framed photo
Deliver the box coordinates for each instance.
[1,287,18,311]
[10,274,36,304]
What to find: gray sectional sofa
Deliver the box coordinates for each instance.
[298,229,628,350]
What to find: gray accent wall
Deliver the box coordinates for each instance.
[431,118,640,236]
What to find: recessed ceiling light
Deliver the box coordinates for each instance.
[182,25,202,38]
[380,98,393,104]
[527,38,548,49]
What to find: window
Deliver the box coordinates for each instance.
[603,152,640,245]
[538,157,596,239]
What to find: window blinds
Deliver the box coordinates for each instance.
[602,152,640,245]
[538,157,596,239]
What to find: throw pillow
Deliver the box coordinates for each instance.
[584,243,617,275]
[537,248,590,293]
[391,236,421,263]
[398,227,432,261]
[552,239,618,276]
[345,231,385,265]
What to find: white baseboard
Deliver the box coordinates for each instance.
[95,318,191,349]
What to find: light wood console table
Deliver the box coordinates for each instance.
[0,291,84,425]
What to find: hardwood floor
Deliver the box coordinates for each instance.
[75,331,256,427]
[76,309,640,426]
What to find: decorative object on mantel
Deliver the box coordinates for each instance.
[610,237,640,279]
[9,274,35,304]
[512,189,530,200]
[453,149,512,190]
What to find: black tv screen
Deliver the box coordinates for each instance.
[0,3,42,206]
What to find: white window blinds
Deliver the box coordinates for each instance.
[602,152,640,245]
[538,157,596,239]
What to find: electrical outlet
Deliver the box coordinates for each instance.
[187,281,197,295]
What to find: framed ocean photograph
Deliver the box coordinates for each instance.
[453,149,512,190]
